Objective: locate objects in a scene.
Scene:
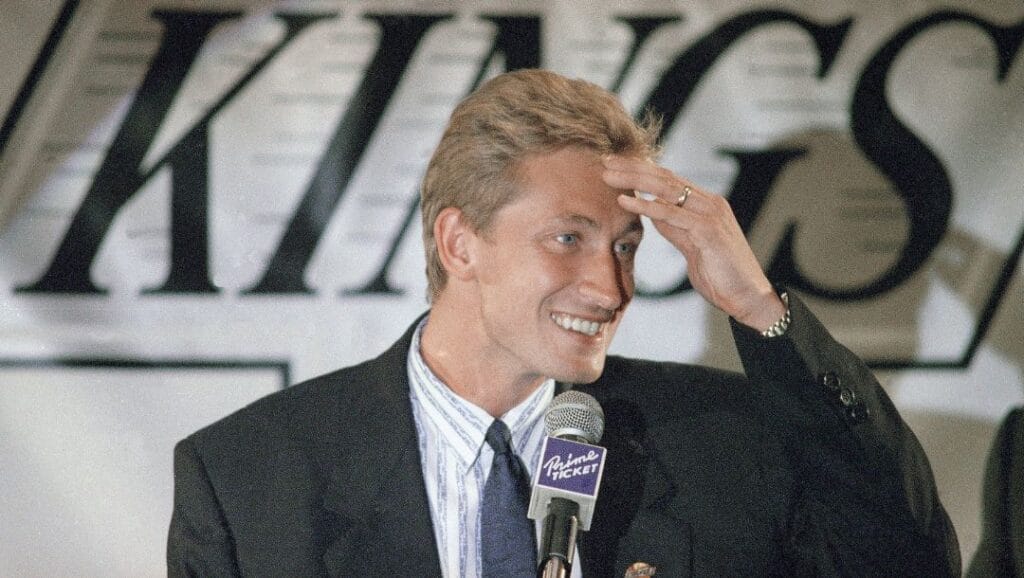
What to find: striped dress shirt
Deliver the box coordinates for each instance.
[408,318,584,577]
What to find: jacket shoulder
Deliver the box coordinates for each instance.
[181,324,414,468]
[190,361,366,446]
[582,355,780,437]
[594,355,749,402]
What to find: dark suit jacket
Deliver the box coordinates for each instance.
[967,407,1024,577]
[168,296,960,576]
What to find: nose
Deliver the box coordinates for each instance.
[578,250,629,312]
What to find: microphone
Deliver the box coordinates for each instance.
[528,390,607,577]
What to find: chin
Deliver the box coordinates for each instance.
[551,358,605,385]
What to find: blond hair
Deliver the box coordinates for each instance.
[421,69,661,301]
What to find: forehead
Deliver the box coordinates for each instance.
[509,147,641,233]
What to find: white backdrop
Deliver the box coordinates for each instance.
[1,1,1022,575]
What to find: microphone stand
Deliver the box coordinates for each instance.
[537,497,580,578]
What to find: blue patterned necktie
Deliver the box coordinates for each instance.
[481,419,537,577]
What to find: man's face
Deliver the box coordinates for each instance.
[467,146,642,385]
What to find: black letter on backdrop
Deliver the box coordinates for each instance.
[17,11,331,294]
[610,16,683,93]
[633,10,852,297]
[771,11,1024,299]
[347,14,542,295]
[248,13,453,294]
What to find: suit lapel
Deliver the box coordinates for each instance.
[573,375,686,577]
[321,317,442,577]
[314,332,686,576]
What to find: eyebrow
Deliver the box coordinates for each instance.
[552,213,644,237]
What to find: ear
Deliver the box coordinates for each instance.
[434,207,478,282]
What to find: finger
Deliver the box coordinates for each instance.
[602,155,680,193]
[617,193,694,228]
[602,169,682,206]
[602,159,706,209]
[606,170,709,212]
[618,194,701,259]
[602,154,660,173]
[601,155,688,187]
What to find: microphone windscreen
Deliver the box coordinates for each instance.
[545,390,604,444]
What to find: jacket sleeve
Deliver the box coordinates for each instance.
[729,291,961,576]
[966,407,1024,577]
[167,436,242,578]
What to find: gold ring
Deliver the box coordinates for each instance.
[675,186,692,208]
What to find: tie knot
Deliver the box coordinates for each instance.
[485,420,514,455]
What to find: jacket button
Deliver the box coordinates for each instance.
[839,387,856,407]
[820,372,841,392]
[847,402,871,424]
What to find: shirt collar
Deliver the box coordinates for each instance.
[407,316,554,473]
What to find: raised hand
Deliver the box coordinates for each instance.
[603,155,786,332]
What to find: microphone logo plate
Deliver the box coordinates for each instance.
[534,437,606,498]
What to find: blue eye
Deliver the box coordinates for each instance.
[556,233,578,245]
[615,241,636,255]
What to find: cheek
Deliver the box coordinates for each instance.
[477,246,527,287]
[530,253,577,286]
[619,262,636,298]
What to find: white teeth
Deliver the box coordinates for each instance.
[551,314,602,336]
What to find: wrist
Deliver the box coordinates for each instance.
[734,288,788,333]
[760,292,790,338]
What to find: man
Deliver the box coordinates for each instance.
[168,69,960,576]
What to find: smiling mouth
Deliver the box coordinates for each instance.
[550,313,606,337]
